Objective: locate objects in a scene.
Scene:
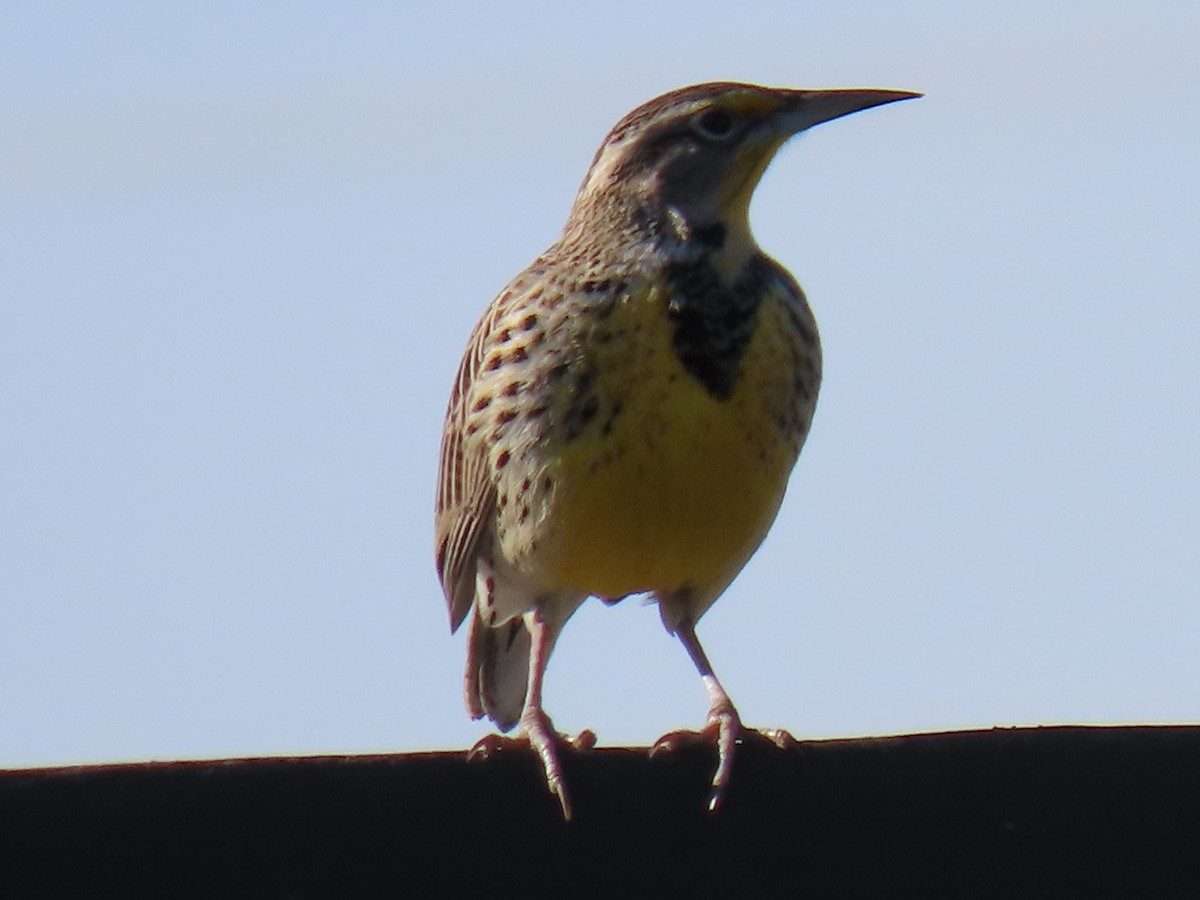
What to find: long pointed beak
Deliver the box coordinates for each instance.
[781,88,922,134]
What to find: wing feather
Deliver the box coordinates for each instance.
[434,293,511,632]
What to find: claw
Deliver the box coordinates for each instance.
[649,729,698,757]
[758,727,800,751]
[467,732,519,761]
[569,728,598,751]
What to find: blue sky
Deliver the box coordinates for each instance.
[3,2,1198,768]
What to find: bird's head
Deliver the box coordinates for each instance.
[566,82,920,270]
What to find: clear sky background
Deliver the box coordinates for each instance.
[3,2,1198,769]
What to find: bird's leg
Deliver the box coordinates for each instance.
[518,607,576,820]
[651,619,742,811]
[466,606,594,820]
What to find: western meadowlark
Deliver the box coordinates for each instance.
[435,81,919,818]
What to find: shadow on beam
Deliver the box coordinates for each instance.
[4,726,1200,896]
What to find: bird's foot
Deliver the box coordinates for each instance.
[468,718,595,820]
[650,700,742,811]
[522,709,594,820]
[467,728,596,759]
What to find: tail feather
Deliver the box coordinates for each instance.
[464,610,530,732]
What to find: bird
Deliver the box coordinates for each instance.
[434,81,919,819]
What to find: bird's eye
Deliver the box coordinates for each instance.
[693,109,735,139]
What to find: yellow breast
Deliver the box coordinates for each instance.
[532,278,814,600]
